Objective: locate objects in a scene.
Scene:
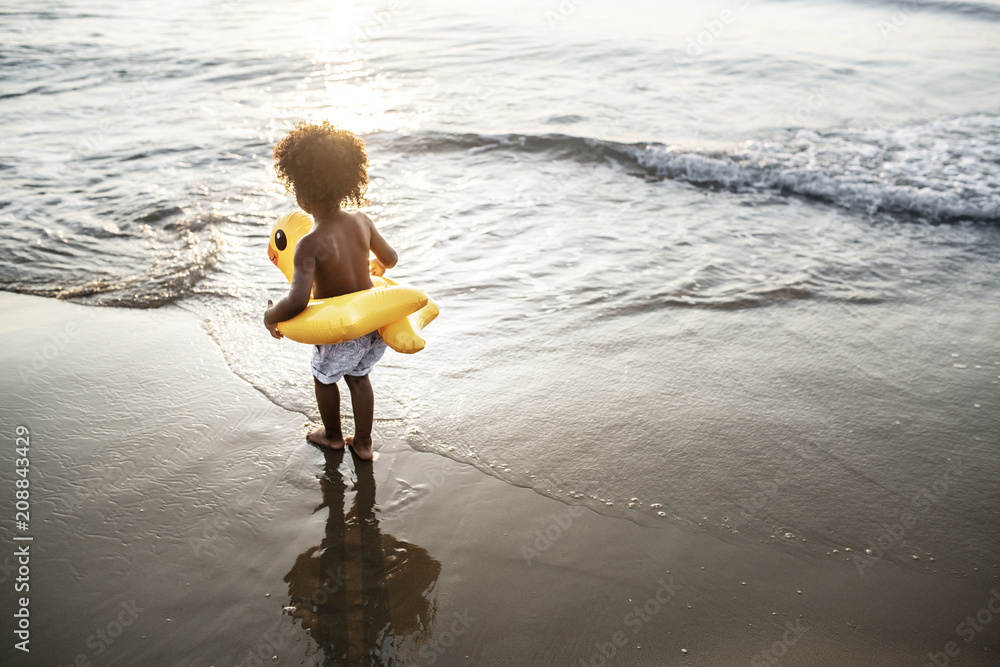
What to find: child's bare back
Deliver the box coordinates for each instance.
[302,209,397,299]
[262,121,398,461]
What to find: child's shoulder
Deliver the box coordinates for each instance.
[298,210,373,253]
[344,209,377,237]
[347,209,374,225]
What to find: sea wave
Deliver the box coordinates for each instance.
[6,214,224,308]
[376,114,1000,224]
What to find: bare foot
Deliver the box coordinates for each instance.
[345,435,373,461]
[307,427,345,450]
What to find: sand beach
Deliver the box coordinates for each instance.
[1,292,998,665]
[4,0,1000,664]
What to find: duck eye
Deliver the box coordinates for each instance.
[274,229,287,251]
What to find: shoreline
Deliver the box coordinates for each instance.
[1,291,998,666]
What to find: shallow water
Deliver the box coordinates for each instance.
[3,0,1000,570]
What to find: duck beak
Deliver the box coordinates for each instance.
[267,244,278,265]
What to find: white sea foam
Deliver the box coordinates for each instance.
[627,115,1000,222]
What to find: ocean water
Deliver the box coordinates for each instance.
[3,0,1000,566]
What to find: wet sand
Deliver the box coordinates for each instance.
[1,291,998,666]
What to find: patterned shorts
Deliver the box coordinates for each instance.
[311,330,388,385]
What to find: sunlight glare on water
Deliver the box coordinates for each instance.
[290,3,420,135]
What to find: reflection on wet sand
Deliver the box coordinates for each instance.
[283,449,442,665]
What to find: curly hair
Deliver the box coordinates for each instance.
[272,121,369,211]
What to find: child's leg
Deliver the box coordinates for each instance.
[307,377,346,450]
[343,373,374,460]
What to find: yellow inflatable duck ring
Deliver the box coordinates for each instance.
[267,210,439,353]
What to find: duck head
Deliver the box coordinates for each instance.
[267,210,314,284]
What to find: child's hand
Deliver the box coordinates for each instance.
[369,258,386,277]
[264,299,284,339]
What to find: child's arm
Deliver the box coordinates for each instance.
[366,213,398,277]
[263,240,316,339]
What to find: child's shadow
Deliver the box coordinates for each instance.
[283,448,442,666]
